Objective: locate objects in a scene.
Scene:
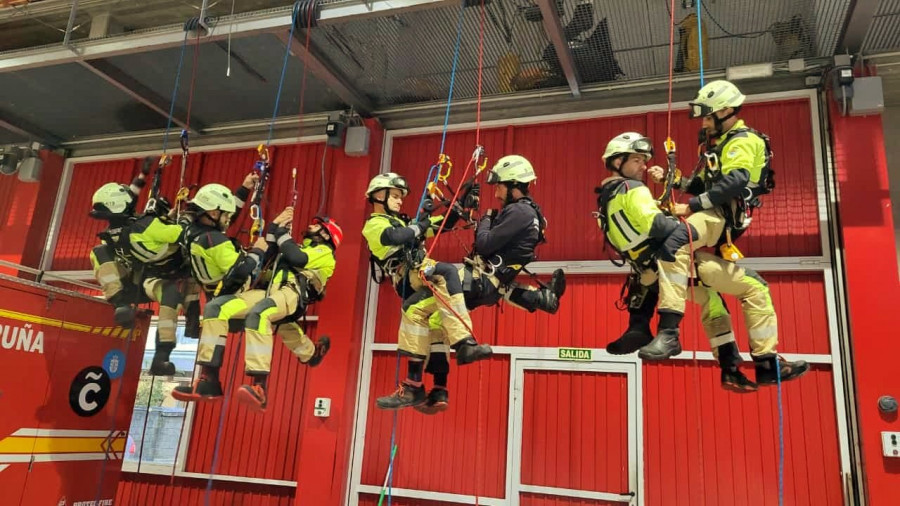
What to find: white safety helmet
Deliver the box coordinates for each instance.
[488,155,537,185]
[603,132,653,169]
[688,80,746,119]
[366,172,409,199]
[190,183,237,214]
[92,182,136,215]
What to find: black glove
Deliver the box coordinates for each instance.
[268,221,290,241]
[462,183,480,210]
[415,198,435,224]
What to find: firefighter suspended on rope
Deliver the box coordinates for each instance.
[462,155,566,313]
[362,173,493,411]
[636,80,807,384]
[169,176,265,401]
[412,154,568,415]
[88,159,200,376]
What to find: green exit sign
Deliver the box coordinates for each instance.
[558,347,592,361]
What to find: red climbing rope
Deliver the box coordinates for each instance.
[665,0,677,140]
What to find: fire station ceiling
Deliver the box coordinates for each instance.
[0,0,897,154]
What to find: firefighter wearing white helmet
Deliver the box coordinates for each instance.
[413,155,567,415]
[361,172,492,411]
[88,172,148,329]
[468,154,565,315]
[172,173,273,402]
[596,132,773,391]
[640,80,807,386]
[88,167,200,376]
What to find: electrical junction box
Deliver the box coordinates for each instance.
[882,432,900,457]
[850,76,884,116]
[325,121,345,148]
[344,125,370,157]
[314,397,331,418]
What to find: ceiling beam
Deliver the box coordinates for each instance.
[77,59,204,132]
[836,0,879,53]
[0,0,459,74]
[275,31,375,116]
[536,0,581,98]
[0,110,62,146]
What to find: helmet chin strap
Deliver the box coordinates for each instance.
[710,109,738,137]
[369,191,401,217]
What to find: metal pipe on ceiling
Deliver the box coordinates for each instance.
[62,0,79,46]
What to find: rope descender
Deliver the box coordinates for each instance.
[472,144,488,175]
[249,144,272,244]
[657,138,681,214]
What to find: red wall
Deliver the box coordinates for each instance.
[30,95,888,504]
[0,150,64,273]
[829,97,900,504]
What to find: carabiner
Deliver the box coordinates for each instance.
[436,153,453,183]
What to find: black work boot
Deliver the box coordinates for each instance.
[305,336,331,367]
[452,337,493,365]
[715,342,756,392]
[113,305,136,328]
[754,355,810,385]
[607,325,653,355]
[638,328,682,360]
[414,386,450,415]
[549,268,567,299]
[376,381,427,410]
[721,368,758,393]
[149,343,176,376]
[183,301,201,339]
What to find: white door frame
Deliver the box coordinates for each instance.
[511,359,641,506]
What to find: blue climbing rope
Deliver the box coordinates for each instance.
[437,2,467,156]
[696,0,705,86]
[162,32,190,153]
[777,361,784,506]
[266,5,300,146]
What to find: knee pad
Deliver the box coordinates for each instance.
[432,262,463,293]
[245,299,277,331]
[203,296,231,319]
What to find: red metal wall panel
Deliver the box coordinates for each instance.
[0,151,64,272]
[521,370,629,494]
[360,352,509,499]
[643,364,843,506]
[520,495,620,506]
[829,94,900,503]
[184,323,318,481]
[117,473,294,505]
[358,495,463,506]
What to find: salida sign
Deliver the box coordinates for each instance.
[0,277,148,506]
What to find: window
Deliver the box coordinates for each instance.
[122,318,195,472]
